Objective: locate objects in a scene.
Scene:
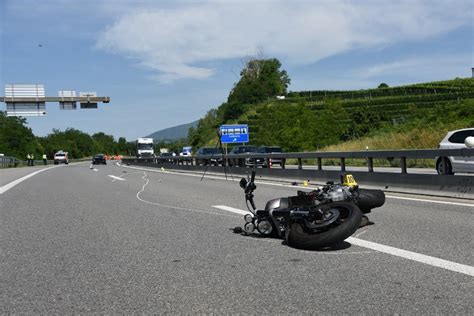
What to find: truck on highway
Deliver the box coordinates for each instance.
[136,138,155,159]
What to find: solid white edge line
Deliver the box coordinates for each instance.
[214,204,474,277]
[385,195,474,207]
[108,175,125,181]
[0,166,60,195]
[346,237,474,277]
[213,205,252,216]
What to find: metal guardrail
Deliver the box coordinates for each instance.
[0,156,25,168]
[122,149,474,198]
[123,148,474,174]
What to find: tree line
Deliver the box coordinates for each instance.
[0,111,136,160]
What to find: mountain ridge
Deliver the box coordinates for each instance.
[146,120,199,142]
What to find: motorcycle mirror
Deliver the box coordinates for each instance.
[239,178,248,189]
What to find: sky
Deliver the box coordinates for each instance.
[1,0,473,140]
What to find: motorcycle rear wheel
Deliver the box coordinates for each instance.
[287,202,362,250]
[357,189,385,213]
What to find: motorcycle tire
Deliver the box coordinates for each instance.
[287,202,362,250]
[357,189,385,213]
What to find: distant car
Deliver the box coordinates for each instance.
[436,128,474,175]
[258,146,286,168]
[196,147,223,166]
[92,154,107,165]
[54,151,69,165]
[160,152,175,163]
[228,145,259,167]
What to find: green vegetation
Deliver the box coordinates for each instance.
[0,111,136,160]
[185,61,474,153]
[188,57,291,149]
[0,112,40,159]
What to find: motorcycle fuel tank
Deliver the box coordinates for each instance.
[264,198,290,212]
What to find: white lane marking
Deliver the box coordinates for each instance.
[386,195,474,207]
[0,166,60,195]
[346,237,474,277]
[354,229,369,238]
[136,172,237,218]
[119,164,474,207]
[215,204,474,277]
[213,205,252,216]
[93,169,98,172]
[108,175,125,181]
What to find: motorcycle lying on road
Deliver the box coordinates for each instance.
[238,172,385,249]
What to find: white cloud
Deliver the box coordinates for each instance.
[96,0,472,82]
[362,54,472,79]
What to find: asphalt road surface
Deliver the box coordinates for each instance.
[1,162,473,313]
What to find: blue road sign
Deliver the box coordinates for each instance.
[220,124,249,143]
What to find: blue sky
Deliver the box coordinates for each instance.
[1,0,473,140]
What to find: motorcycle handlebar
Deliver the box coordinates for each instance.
[250,171,256,184]
[247,193,256,210]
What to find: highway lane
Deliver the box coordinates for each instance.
[1,163,473,314]
[0,164,60,187]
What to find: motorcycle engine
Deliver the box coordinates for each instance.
[324,185,351,202]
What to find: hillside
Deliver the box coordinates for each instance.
[146,120,198,142]
[189,77,474,151]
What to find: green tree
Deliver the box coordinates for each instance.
[0,111,41,158]
[188,108,220,148]
[228,58,290,105]
[252,103,317,152]
[92,132,117,154]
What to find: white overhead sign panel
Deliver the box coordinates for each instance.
[5,84,46,116]
[5,84,45,98]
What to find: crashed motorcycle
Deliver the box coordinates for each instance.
[239,172,385,249]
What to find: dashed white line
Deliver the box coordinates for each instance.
[214,204,474,277]
[213,205,252,216]
[108,175,125,181]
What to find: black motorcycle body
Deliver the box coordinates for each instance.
[239,172,385,249]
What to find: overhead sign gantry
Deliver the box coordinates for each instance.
[1,83,110,117]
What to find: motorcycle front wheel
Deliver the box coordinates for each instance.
[287,202,362,250]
